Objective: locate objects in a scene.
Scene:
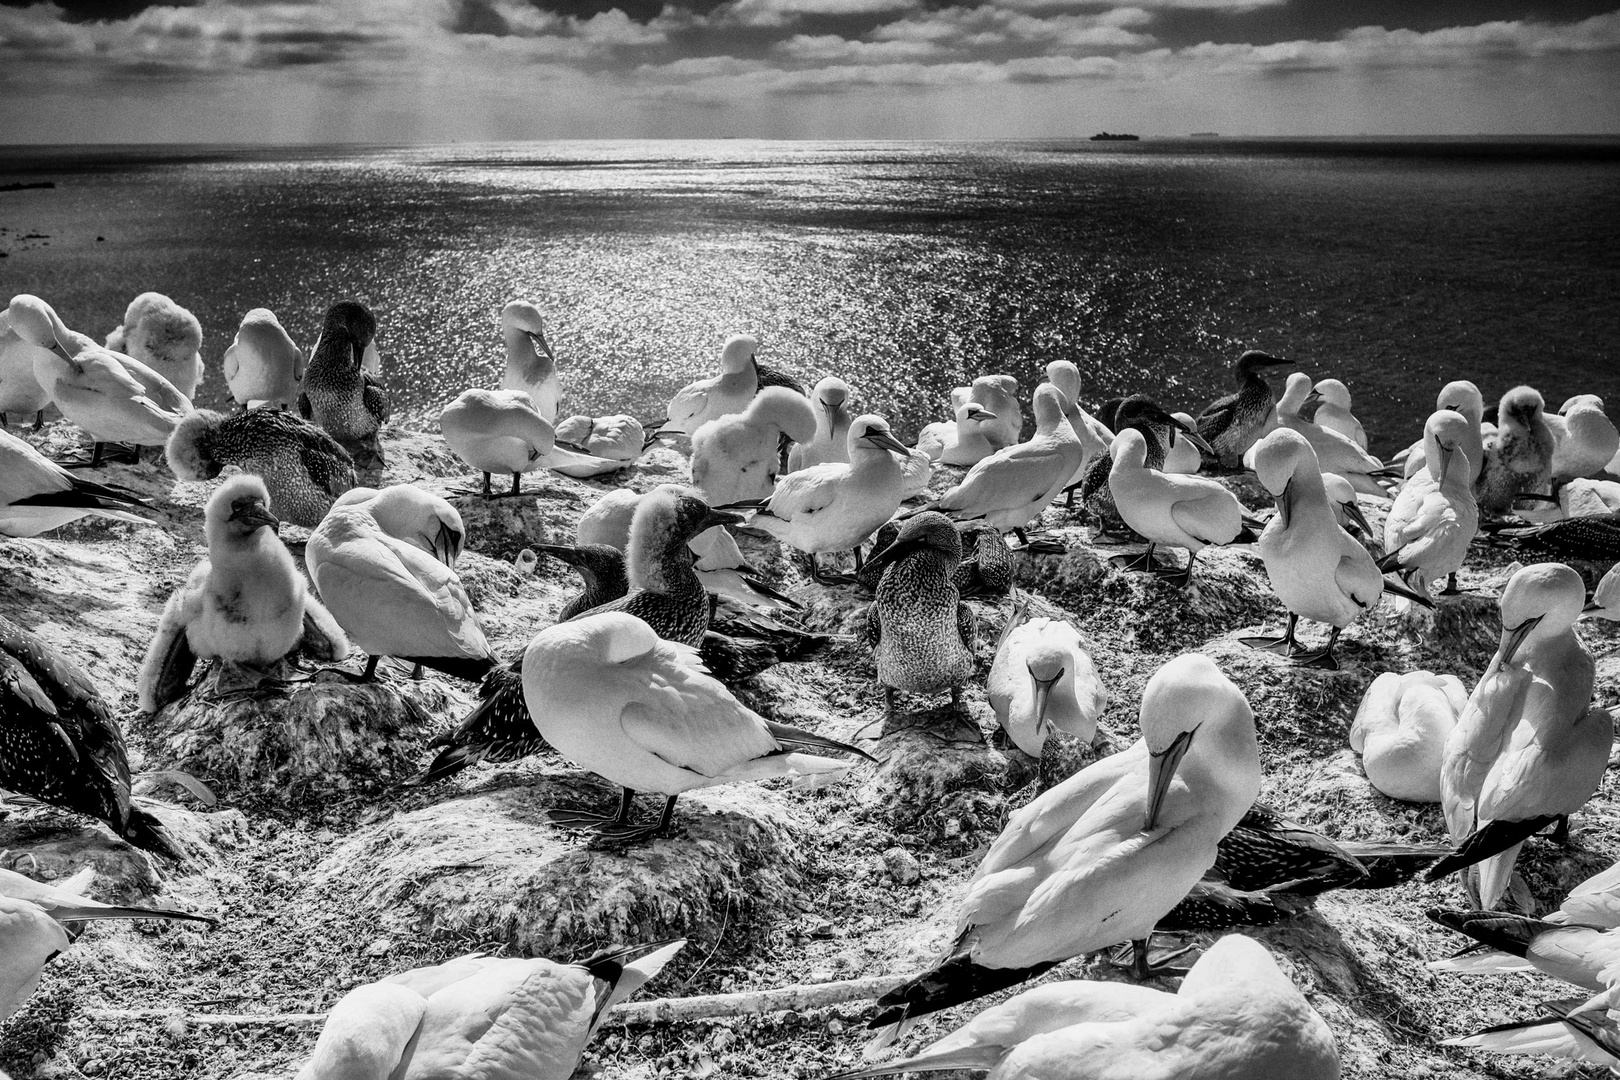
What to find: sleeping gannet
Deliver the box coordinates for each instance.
[869,653,1261,1030]
[1,428,154,537]
[297,300,390,471]
[522,611,866,840]
[1195,350,1290,468]
[223,308,304,410]
[862,512,977,718]
[1311,378,1368,450]
[1108,426,1244,587]
[691,386,817,505]
[987,593,1105,757]
[952,374,1023,450]
[294,940,683,1080]
[1548,394,1620,483]
[1379,409,1478,599]
[439,387,554,498]
[661,334,759,436]
[787,376,853,471]
[332,485,464,568]
[1433,562,1613,906]
[498,300,560,423]
[0,616,182,859]
[1275,373,1395,497]
[0,310,51,429]
[1476,386,1555,517]
[553,413,645,462]
[139,475,348,712]
[167,407,356,528]
[104,291,204,400]
[916,401,1001,467]
[1350,670,1466,803]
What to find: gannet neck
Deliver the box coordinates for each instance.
[1276,372,1314,418]
[1030,384,1068,433]
[1044,361,1081,404]
[719,335,758,375]
[1110,427,1151,472]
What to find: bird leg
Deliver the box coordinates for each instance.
[1155,550,1198,587]
[1548,815,1571,845]
[410,663,424,681]
[803,551,855,587]
[1239,613,1299,655]
[1107,936,1196,980]
[90,441,107,469]
[1013,528,1031,546]
[32,410,43,432]
[594,794,680,844]
[851,545,866,572]
[950,685,961,708]
[551,787,639,832]
[1111,542,1162,573]
[509,473,522,498]
[1439,572,1464,596]
[884,686,897,721]
[1290,626,1343,670]
[481,472,493,499]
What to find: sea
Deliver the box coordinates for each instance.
[2,137,1617,455]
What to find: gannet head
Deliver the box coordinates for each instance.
[165,409,225,481]
[361,484,465,567]
[322,300,377,351]
[550,610,661,667]
[1250,429,1316,511]
[120,293,201,365]
[1320,471,1371,536]
[956,401,997,427]
[535,542,626,585]
[847,415,910,459]
[1313,378,1352,411]
[207,474,278,544]
[1495,562,1584,666]
[719,335,759,375]
[501,300,553,361]
[1110,427,1151,471]
[1423,409,1473,483]
[1140,653,1254,831]
[746,386,818,443]
[1436,380,1485,426]
[1277,372,1315,416]
[1234,350,1289,378]
[1023,638,1071,749]
[1584,563,1620,622]
[865,510,961,575]
[813,376,849,411]
[1031,383,1068,429]
[1496,386,1545,430]
[974,374,1019,408]
[1044,360,1080,402]
[6,294,70,356]
[633,484,744,564]
[1562,394,1605,415]
[1115,395,1208,452]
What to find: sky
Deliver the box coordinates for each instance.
[1,0,1617,142]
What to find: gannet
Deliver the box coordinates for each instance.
[0,615,182,859]
[916,401,1001,467]
[167,407,356,528]
[542,543,632,621]
[1501,509,1620,561]
[691,386,817,506]
[1195,350,1290,468]
[1044,361,1113,474]
[788,376,853,471]
[439,387,554,498]
[1108,427,1244,587]
[1349,670,1466,803]
[687,522,799,611]
[1379,409,1478,599]
[987,594,1104,757]
[952,374,1023,450]
[926,384,1083,540]
[1476,386,1555,517]
[498,299,560,423]
[522,611,866,840]
[0,310,51,429]
[739,414,910,585]
[297,300,390,471]
[1400,380,1487,484]
[139,475,348,711]
[223,308,304,410]
[1311,377,1368,450]
[871,654,1261,1029]
[8,293,189,465]
[862,512,977,718]
[293,940,683,1080]
[1321,471,1379,555]
[104,291,204,400]
[332,485,464,568]
[1548,394,1620,483]
[1433,562,1613,906]
[1075,397,1207,538]
[0,428,154,537]
[306,487,495,681]
[850,935,1338,1080]
[661,334,759,436]
[553,413,645,462]
[1275,373,1394,497]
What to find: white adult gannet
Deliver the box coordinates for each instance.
[869,654,1261,1030]
[692,386,817,505]
[850,936,1338,1080]
[740,414,911,585]
[1349,670,1466,803]
[104,291,204,400]
[499,299,560,423]
[1108,427,1243,587]
[333,485,464,567]
[521,611,865,840]
[307,490,495,682]
[1311,378,1368,450]
[986,595,1105,757]
[788,376,853,471]
[927,384,1083,540]
[661,334,759,436]
[952,374,1024,450]
[1548,394,1620,483]
[1044,360,1113,474]
[138,475,348,712]
[439,387,554,498]
[1400,380,1487,484]
[1436,563,1613,907]
[1239,428,1389,668]
[0,428,153,537]
[554,413,646,462]
[1380,409,1479,600]
[1275,372,1394,497]
[294,940,683,1080]
[0,310,51,429]
[1322,471,1378,553]
[916,401,1001,467]
[8,294,190,465]
[1477,386,1556,517]
[223,308,304,410]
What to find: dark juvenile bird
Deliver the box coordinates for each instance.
[862,511,976,718]
[298,300,391,470]
[1195,350,1291,469]
[857,519,1014,599]
[1499,513,1620,562]
[0,615,182,859]
[544,543,630,621]
[166,407,356,528]
[1077,396,1205,538]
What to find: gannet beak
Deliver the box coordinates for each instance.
[230,503,280,531]
[529,331,554,362]
[1496,613,1544,667]
[1145,725,1197,831]
[1274,479,1292,531]
[434,523,462,566]
[864,430,912,457]
[700,507,747,531]
[534,543,581,567]
[1302,390,1324,410]
[973,410,998,421]
[863,535,914,575]
[1030,667,1063,737]
[1183,430,1215,455]
[1582,599,1605,618]
[1342,499,1373,538]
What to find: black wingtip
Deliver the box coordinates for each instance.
[124,808,187,862]
[867,953,1057,1029]
[765,719,877,764]
[1425,815,1560,881]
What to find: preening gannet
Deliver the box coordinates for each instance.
[1548,394,1620,483]
[553,413,645,462]
[104,291,204,400]
[167,407,356,528]
[1108,426,1244,587]
[862,512,977,718]
[1380,409,1479,599]
[332,485,464,568]
[661,334,759,436]
[987,593,1105,757]
[0,310,51,429]
[0,428,154,537]
[691,386,817,505]
[499,299,560,423]
[952,374,1023,450]
[1195,350,1289,468]
[1350,670,1466,802]
[439,387,554,498]
[297,300,389,470]
[223,308,304,410]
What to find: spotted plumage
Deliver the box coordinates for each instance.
[954,520,1014,598]
[862,511,976,715]
[297,300,391,470]
[166,408,356,528]
[1500,512,1620,561]
[1196,350,1290,468]
[0,615,181,859]
[541,544,630,621]
[753,358,805,396]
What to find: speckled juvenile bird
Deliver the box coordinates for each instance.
[297,300,391,470]
[1195,350,1291,468]
[0,615,182,859]
[166,407,356,528]
[862,511,977,718]
[857,519,1013,599]
[1476,385,1556,517]
[1076,396,1204,538]
[542,543,631,621]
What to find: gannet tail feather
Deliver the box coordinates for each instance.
[1426,909,1561,958]
[765,719,876,763]
[867,944,1058,1031]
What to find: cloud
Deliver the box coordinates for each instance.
[707,0,919,30]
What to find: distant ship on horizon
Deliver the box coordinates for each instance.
[1190,132,1220,138]
[1089,132,1139,141]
